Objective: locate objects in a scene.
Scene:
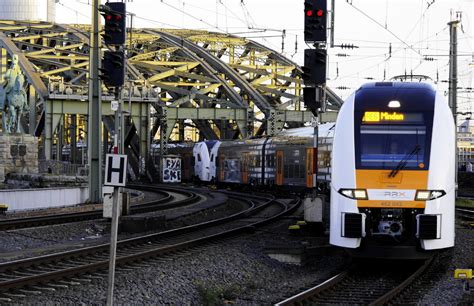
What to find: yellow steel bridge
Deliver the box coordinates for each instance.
[0,20,341,178]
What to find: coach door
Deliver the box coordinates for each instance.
[276,150,284,185]
[306,148,317,188]
[242,152,249,184]
[219,154,225,182]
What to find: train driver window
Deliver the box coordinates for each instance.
[359,125,426,169]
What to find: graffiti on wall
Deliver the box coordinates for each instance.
[163,157,181,183]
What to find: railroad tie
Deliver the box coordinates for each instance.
[30,285,56,292]
[0,297,13,302]
[56,280,81,286]
[17,288,42,295]
[70,277,92,283]
[47,283,69,289]
[2,293,26,299]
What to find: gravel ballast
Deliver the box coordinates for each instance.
[1,199,472,304]
[15,220,349,305]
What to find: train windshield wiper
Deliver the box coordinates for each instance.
[388,145,421,178]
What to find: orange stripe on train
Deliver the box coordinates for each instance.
[356,170,428,208]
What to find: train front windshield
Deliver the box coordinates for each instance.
[355,112,432,170]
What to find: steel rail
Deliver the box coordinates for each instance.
[0,187,198,231]
[276,257,434,306]
[0,191,297,295]
[456,207,474,221]
[275,271,349,306]
[371,256,434,305]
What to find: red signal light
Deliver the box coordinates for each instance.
[306,10,313,17]
[115,14,122,21]
[316,9,324,17]
[105,14,112,21]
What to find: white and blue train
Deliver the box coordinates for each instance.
[330,82,455,258]
[151,126,334,191]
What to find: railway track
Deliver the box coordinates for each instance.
[276,257,434,305]
[0,186,200,231]
[456,207,474,221]
[0,191,299,300]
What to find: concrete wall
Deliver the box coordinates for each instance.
[0,0,56,22]
[0,187,88,211]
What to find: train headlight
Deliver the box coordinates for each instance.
[415,191,430,200]
[338,188,368,200]
[415,190,446,201]
[388,100,401,108]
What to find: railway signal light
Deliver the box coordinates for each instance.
[303,87,322,114]
[304,0,327,42]
[101,51,125,87]
[302,48,327,86]
[99,2,126,45]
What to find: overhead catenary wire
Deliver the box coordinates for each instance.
[345,1,426,58]
[55,0,472,108]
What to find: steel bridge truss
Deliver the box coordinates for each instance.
[0,20,340,179]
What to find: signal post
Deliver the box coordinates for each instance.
[97,2,127,305]
[301,0,329,230]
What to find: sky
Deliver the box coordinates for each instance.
[56,0,473,117]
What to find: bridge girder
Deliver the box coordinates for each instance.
[0,20,341,177]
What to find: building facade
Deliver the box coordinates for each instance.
[0,0,56,22]
[458,120,474,170]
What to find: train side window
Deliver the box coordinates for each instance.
[210,154,214,162]
[197,154,202,162]
[267,155,272,167]
[290,164,295,178]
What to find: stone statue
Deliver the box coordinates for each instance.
[1,55,28,134]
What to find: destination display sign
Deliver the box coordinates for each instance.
[362,112,423,123]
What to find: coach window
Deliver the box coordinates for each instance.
[289,164,295,178]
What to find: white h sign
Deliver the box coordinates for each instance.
[104,154,128,187]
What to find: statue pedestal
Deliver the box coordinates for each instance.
[0,134,38,183]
